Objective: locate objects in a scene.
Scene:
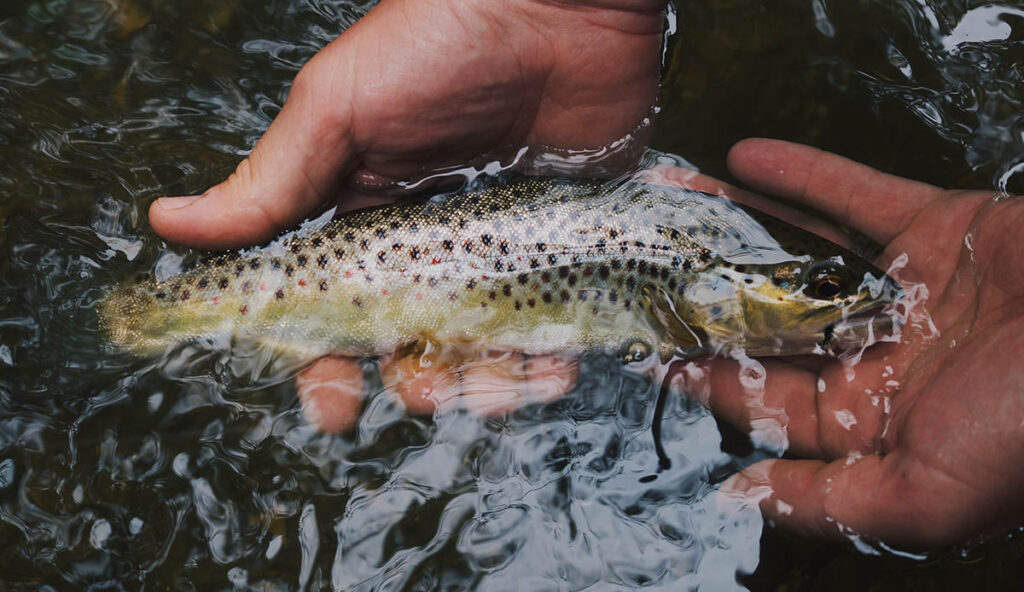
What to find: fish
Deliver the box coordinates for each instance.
[99,178,902,363]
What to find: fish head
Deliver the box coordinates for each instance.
[673,252,902,357]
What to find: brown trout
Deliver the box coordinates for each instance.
[100,179,901,361]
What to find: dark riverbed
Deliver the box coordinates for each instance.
[1,0,1023,590]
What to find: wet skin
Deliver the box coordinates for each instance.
[147,0,1024,547]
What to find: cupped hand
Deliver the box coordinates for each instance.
[147,0,665,430]
[149,0,666,249]
[691,138,1024,548]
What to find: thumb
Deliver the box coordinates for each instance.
[149,64,356,249]
[717,455,972,546]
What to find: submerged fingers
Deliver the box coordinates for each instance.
[297,347,581,430]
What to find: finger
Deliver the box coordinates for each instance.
[459,351,529,416]
[523,354,579,403]
[149,54,356,249]
[719,455,979,546]
[727,138,943,244]
[296,357,365,432]
[381,345,462,414]
[639,164,852,248]
[683,357,823,456]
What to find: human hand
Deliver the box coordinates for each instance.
[678,138,1024,548]
[146,0,666,430]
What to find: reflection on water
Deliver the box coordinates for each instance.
[1,0,1023,590]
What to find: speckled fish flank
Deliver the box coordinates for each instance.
[100,179,902,361]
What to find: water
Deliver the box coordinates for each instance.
[2,0,1023,590]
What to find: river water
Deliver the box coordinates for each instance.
[1,1,1023,590]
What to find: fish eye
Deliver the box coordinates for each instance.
[804,263,850,300]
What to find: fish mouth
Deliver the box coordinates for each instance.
[819,302,899,353]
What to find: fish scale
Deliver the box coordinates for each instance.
[100,179,899,361]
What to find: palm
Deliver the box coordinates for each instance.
[703,140,1024,546]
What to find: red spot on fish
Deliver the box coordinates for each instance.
[345,270,353,278]
[212,297,219,304]
[381,289,389,296]
[298,279,307,287]
[432,257,441,264]
[260,283,267,291]
[415,293,422,300]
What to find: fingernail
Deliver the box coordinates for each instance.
[155,194,202,211]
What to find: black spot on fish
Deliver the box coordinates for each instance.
[517,273,528,285]
[155,291,166,299]
[271,259,281,269]
[540,271,550,283]
[312,237,324,248]
[536,242,547,252]
[558,267,570,279]
[489,290,496,300]
[378,251,387,264]
[392,242,403,251]
[547,254,558,265]
[625,276,636,289]
[181,290,190,300]
[503,285,512,297]
[390,221,401,230]
[542,292,552,303]
[626,259,637,270]
[285,265,295,277]
[578,291,587,301]
[494,261,504,272]
[364,274,374,283]
[499,242,509,255]
[668,279,677,291]
[290,244,302,254]
[414,274,422,284]
[357,260,366,270]
[360,239,370,250]
[410,246,421,260]
[320,280,329,291]
[449,292,458,302]
[568,275,577,287]
[326,230,337,240]
[429,278,438,287]
[598,265,610,280]
[239,305,248,315]
[344,232,356,243]
[218,278,229,289]
[527,298,536,308]
[596,239,607,251]
[560,290,570,302]
[234,263,245,277]
[481,234,493,246]
[466,279,476,291]
[249,260,261,270]
[442,240,454,252]
[609,290,618,303]
[317,254,328,268]
[638,261,648,273]
[198,277,209,289]
[375,228,387,239]
[297,254,308,267]
[352,296,362,307]
[530,258,540,270]
[463,241,473,253]
[514,300,522,311]
[683,259,693,271]
[275,289,285,300]
[660,268,669,280]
